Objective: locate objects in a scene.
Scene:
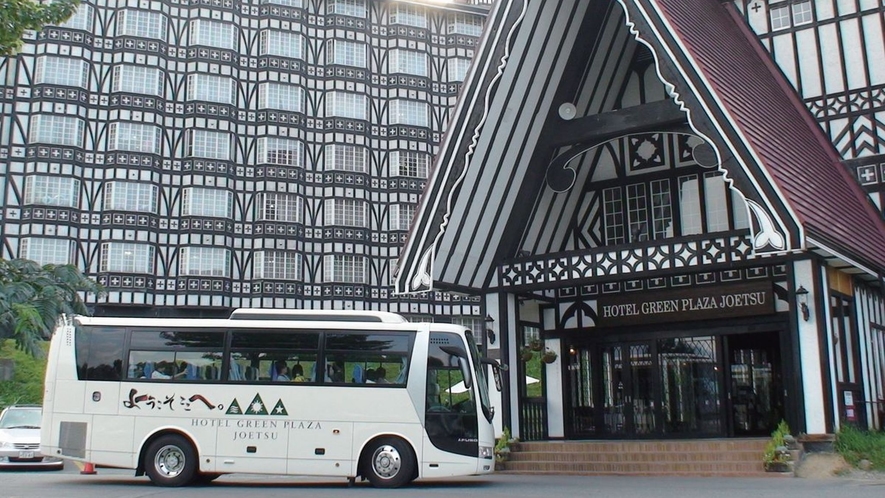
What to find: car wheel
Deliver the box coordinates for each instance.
[363,437,416,488]
[144,434,197,487]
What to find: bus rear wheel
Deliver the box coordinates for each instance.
[363,437,416,488]
[144,434,197,487]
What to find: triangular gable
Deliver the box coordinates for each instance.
[395,0,885,295]
[621,0,885,274]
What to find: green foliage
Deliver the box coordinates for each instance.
[0,0,80,55]
[763,419,792,464]
[494,426,514,463]
[0,339,48,410]
[0,258,104,357]
[836,424,885,471]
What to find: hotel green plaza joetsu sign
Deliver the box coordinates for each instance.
[596,282,775,327]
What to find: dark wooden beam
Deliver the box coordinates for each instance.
[547,99,686,147]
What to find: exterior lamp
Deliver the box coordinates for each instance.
[796,285,810,321]
[485,314,496,344]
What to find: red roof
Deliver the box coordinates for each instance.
[655,0,885,269]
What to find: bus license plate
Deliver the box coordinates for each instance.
[19,451,34,459]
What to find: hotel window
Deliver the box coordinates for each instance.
[20,238,72,266]
[24,176,80,207]
[179,247,230,277]
[256,192,302,223]
[56,3,94,31]
[187,74,236,105]
[182,187,233,218]
[327,39,366,67]
[259,30,303,59]
[254,250,301,280]
[324,144,368,173]
[117,10,168,40]
[447,58,472,82]
[112,65,163,96]
[389,49,428,77]
[186,130,230,160]
[390,150,429,178]
[189,19,236,50]
[704,172,729,233]
[448,13,483,37]
[257,137,303,166]
[258,83,304,112]
[108,122,160,154]
[452,317,483,338]
[326,91,367,120]
[650,179,673,239]
[324,198,368,227]
[28,115,84,147]
[323,254,366,284]
[34,56,88,87]
[678,175,702,236]
[390,203,416,231]
[389,99,429,127]
[389,3,427,28]
[328,0,366,17]
[262,0,302,6]
[770,1,812,31]
[100,242,155,274]
[104,181,158,213]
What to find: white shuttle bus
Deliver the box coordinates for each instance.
[41,310,497,487]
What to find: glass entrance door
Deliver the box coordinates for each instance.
[596,342,657,437]
[566,336,725,438]
[727,332,783,436]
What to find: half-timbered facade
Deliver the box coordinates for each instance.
[396,0,885,441]
[0,0,492,324]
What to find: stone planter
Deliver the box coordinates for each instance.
[798,433,836,454]
[764,461,793,473]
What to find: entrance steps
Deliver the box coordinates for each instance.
[501,438,780,477]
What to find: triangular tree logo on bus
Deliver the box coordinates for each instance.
[270,399,288,416]
[244,393,269,415]
[226,399,243,415]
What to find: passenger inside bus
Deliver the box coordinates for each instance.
[151,361,185,380]
[291,364,306,382]
[274,361,290,381]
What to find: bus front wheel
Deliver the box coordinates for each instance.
[363,437,416,488]
[144,434,198,487]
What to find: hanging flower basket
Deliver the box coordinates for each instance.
[541,349,558,364]
[529,339,544,352]
[520,347,534,362]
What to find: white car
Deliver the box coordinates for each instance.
[0,405,64,470]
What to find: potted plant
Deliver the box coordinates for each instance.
[520,346,534,362]
[494,426,517,470]
[541,348,558,364]
[529,339,544,352]
[763,420,794,472]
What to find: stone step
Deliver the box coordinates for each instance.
[501,438,777,477]
[508,449,763,463]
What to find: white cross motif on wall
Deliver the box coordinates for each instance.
[858,165,877,185]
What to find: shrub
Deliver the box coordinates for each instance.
[836,424,885,471]
[763,420,792,465]
[0,339,48,410]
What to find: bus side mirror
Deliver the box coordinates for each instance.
[481,358,507,392]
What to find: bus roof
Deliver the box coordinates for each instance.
[228,309,408,323]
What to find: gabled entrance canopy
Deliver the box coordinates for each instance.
[395,0,885,296]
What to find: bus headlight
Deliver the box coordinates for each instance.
[479,446,494,459]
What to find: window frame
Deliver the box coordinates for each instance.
[24,175,81,207]
[20,237,73,266]
[100,242,156,274]
[179,246,231,277]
